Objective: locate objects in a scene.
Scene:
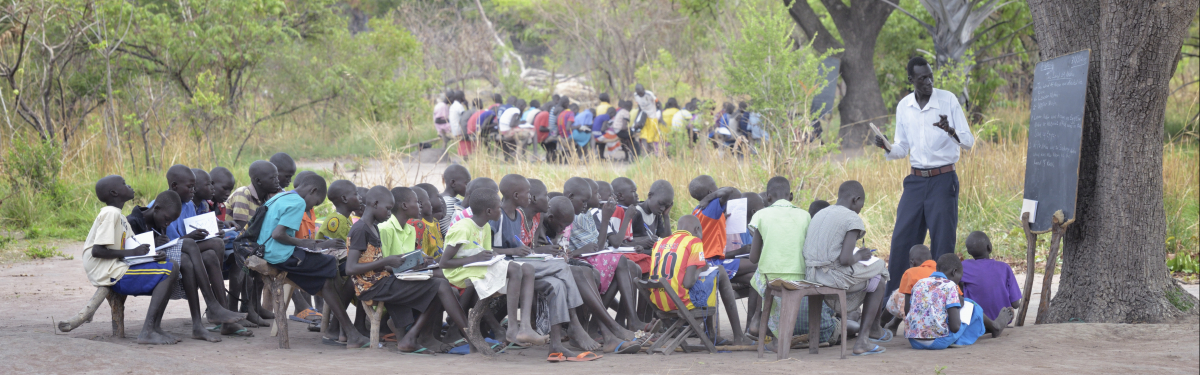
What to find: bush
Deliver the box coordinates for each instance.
[24,245,70,260]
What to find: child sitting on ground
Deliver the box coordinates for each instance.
[961,231,1022,321]
[84,176,180,345]
[440,187,545,347]
[884,245,936,333]
[905,254,1011,350]
[347,186,469,353]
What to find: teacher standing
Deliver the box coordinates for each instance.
[875,56,975,296]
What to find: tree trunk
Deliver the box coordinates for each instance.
[785,0,893,150]
[1028,0,1199,323]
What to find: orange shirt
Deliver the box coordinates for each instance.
[299,210,317,240]
[693,200,727,259]
[649,231,707,311]
[899,260,961,295]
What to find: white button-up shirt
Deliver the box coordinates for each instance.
[448,101,466,137]
[886,88,974,169]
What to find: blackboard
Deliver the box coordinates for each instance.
[810,57,840,118]
[1023,50,1090,232]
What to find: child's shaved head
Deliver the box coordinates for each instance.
[166,164,196,202]
[936,253,963,277]
[645,180,675,215]
[269,152,297,189]
[611,177,638,206]
[94,175,130,202]
[677,215,702,238]
[745,192,763,216]
[499,174,530,198]
[808,200,831,216]
[210,167,236,204]
[443,164,471,196]
[415,183,440,200]
[966,231,992,260]
[596,181,613,201]
[546,196,576,231]
[688,175,717,201]
[563,177,592,214]
[765,176,791,205]
[151,190,184,225]
[328,180,356,202]
[909,244,932,266]
[468,187,500,215]
[836,180,866,213]
[462,177,498,207]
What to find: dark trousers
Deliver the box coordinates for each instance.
[885,170,959,296]
[542,140,559,162]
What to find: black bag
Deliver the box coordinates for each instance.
[233,192,292,260]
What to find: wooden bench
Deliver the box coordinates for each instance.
[636,277,718,355]
[246,255,308,349]
[756,279,848,360]
[57,287,127,337]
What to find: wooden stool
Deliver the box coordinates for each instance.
[465,295,501,356]
[756,279,848,360]
[246,255,305,349]
[57,287,127,337]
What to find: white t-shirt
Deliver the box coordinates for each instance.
[448,101,466,136]
[82,206,131,287]
[634,90,658,119]
[498,107,522,132]
[672,109,693,129]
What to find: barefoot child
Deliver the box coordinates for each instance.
[348,186,470,353]
[84,176,180,345]
[225,161,281,326]
[440,187,545,347]
[961,231,1022,321]
[906,254,1011,350]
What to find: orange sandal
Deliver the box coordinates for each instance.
[566,351,603,362]
[382,333,397,342]
[547,353,567,363]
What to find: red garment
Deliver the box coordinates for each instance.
[556,110,575,138]
[460,111,482,157]
[210,201,228,222]
[533,111,552,143]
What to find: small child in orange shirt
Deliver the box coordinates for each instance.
[885,245,935,333]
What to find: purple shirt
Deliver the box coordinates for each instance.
[961,259,1022,320]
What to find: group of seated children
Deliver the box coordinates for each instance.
[79,160,1021,360]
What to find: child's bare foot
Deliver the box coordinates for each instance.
[991,307,1014,338]
[138,330,179,345]
[512,326,548,346]
[256,306,275,320]
[207,307,248,324]
[191,326,222,342]
[419,336,453,353]
[345,334,371,349]
[153,327,181,343]
[568,324,601,351]
[623,316,647,332]
[610,325,636,341]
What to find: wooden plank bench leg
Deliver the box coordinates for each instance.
[466,296,497,356]
[58,287,111,333]
[107,293,127,338]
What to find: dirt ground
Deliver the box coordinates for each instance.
[4,156,1197,374]
[2,249,1197,374]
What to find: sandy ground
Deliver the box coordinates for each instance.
[2,249,1197,374]
[4,155,1197,373]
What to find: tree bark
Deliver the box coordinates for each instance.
[1028,0,1199,323]
[785,0,893,149]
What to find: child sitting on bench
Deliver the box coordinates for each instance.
[83,176,180,345]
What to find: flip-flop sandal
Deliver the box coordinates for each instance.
[613,340,642,354]
[869,329,893,343]
[398,347,435,356]
[223,328,253,337]
[853,344,886,356]
[307,321,321,332]
[322,337,346,347]
[295,308,323,321]
[206,324,222,332]
[547,352,567,363]
[566,351,603,362]
[289,315,315,324]
[445,338,473,355]
[382,333,398,342]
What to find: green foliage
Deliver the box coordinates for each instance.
[1168,250,1199,274]
[1166,287,1196,312]
[635,49,694,102]
[2,137,63,195]
[722,1,836,146]
[24,245,69,260]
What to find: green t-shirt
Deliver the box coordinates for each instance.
[749,200,811,281]
[315,212,351,241]
[378,216,416,258]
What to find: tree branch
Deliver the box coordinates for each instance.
[234,93,338,164]
[785,0,843,52]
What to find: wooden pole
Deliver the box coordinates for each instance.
[108,294,126,338]
[57,287,111,333]
[1035,211,1070,324]
[1016,213,1038,326]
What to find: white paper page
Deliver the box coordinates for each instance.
[859,256,880,266]
[580,249,615,257]
[154,239,179,251]
[869,123,891,150]
[464,255,505,267]
[1021,199,1038,223]
[724,197,748,234]
[183,211,220,240]
[124,231,154,250]
[960,300,975,323]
